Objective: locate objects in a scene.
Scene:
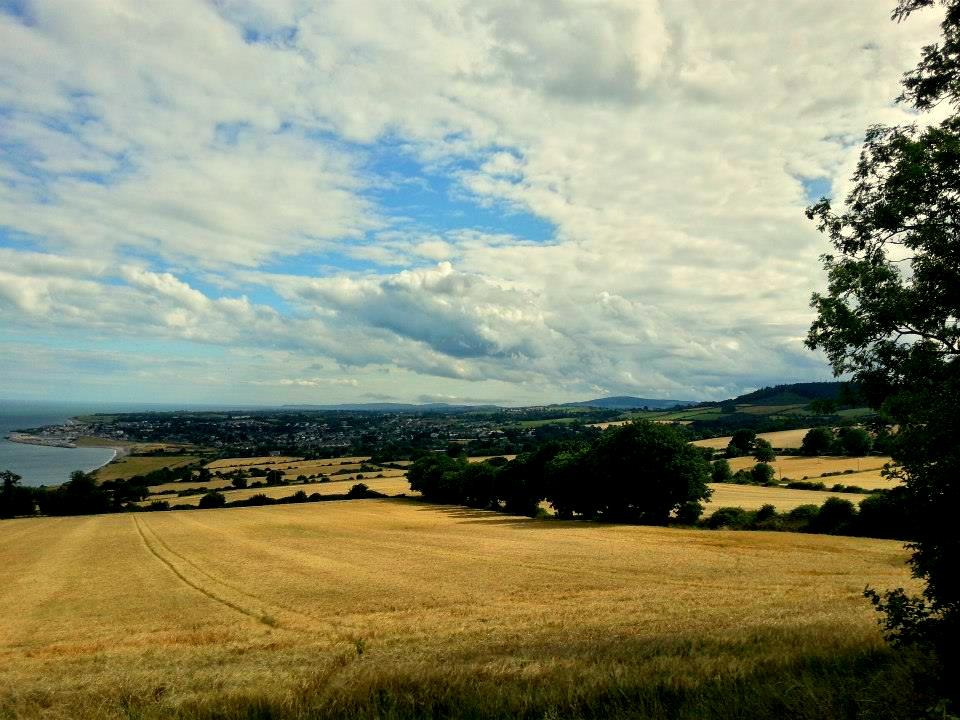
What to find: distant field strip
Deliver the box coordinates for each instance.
[144,475,413,506]
[726,455,896,486]
[204,456,372,474]
[692,428,813,450]
[706,484,871,512]
[94,455,200,481]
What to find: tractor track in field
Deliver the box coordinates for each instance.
[132,515,329,633]
[132,515,279,625]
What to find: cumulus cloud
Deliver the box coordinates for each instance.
[0,0,944,403]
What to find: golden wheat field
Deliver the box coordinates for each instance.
[466,454,517,463]
[0,499,914,718]
[143,476,415,506]
[726,455,897,487]
[204,456,370,473]
[692,428,813,450]
[705,484,867,512]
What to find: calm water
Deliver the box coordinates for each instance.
[0,399,248,487]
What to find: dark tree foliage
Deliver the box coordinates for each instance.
[806,0,960,696]
[0,470,34,518]
[750,462,775,485]
[406,454,471,505]
[36,471,111,516]
[752,438,776,462]
[837,426,873,456]
[724,429,756,458]
[198,491,226,509]
[406,422,710,525]
[711,458,733,483]
[800,427,835,456]
[556,421,711,524]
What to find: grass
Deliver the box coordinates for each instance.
[0,499,921,718]
[93,455,200,482]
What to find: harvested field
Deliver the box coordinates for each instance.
[204,456,304,470]
[692,428,814,450]
[93,455,200,482]
[726,455,895,484]
[0,500,914,718]
[467,454,517,463]
[148,478,235,494]
[148,476,414,506]
[204,456,371,475]
[705,483,869,512]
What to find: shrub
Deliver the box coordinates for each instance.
[754,504,778,523]
[753,439,776,463]
[347,483,370,498]
[706,506,752,529]
[810,497,857,534]
[787,504,821,523]
[198,491,226,509]
[750,462,776,485]
[801,427,836,456]
[711,459,733,483]
[674,501,704,525]
[786,480,827,491]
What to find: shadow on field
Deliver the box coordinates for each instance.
[409,502,599,529]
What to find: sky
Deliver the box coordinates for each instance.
[0,0,943,406]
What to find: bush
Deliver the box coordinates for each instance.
[753,439,776,462]
[754,504,778,523]
[801,427,836,456]
[786,480,827,491]
[810,497,857,534]
[837,426,873,456]
[725,429,756,458]
[787,504,821,523]
[0,470,35,518]
[347,483,370,498]
[706,506,752,529]
[857,488,914,540]
[711,459,733,483]
[750,462,776,484]
[674,501,704,525]
[198,491,226,509]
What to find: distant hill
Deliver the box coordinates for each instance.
[281,402,499,413]
[727,382,851,407]
[560,396,698,410]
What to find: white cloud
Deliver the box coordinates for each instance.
[0,0,945,402]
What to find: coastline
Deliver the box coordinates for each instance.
[5,432,77,449]
[87,447,120,474]
[5,429,129,475]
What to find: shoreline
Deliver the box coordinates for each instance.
[5,432,77,449]
[86,447,120,474]
[5,430,128,475]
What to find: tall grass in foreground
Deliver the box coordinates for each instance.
[1,638,934,720]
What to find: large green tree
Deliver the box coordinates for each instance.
[806,0,960,695]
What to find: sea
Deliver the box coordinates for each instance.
[0,399,248,487]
